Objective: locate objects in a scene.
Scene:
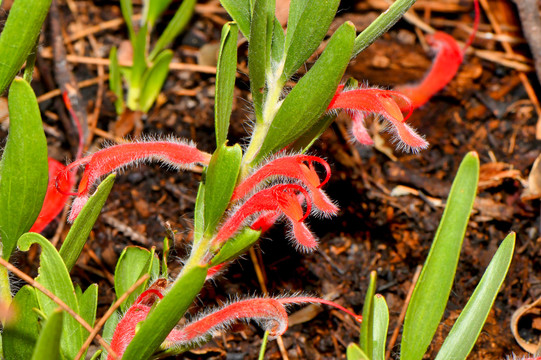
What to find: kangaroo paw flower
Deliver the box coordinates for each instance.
[328,86,428,152]
[59,138,211,222]
[213,184,317,251]
[232,155,338,216]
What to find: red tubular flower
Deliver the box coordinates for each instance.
[328,86,428,152]
[232,155,338,216]
[29,158,76,233]
[395,0,480,109]
[213,184,317,251]
[58,139,211,221]
[108,283,361,359]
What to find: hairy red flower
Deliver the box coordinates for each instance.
[232,155,338,216]
[328,86,428,152]
[213,184,317,251]
[395,0,480,109]
[107,286,361,359]
[58,139,211,221]
[29,158,76,233]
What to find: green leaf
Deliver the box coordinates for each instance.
[78,284,98,328]
[2,286,40,360]
[283,0,340,79]
[120,0,135,41]
[371,295,389,360]
[193,181,206,245]
[270,19,285,72]
[435,233,515,360]
[150,0,197,61]
[114,246,157,311]
[204,144,242,238]
[0,0,52,94]
[0,79,48,260]
[122,264,207,360]
[253,22,355,164]
[219,0,252,39]
[100,311,120,360]
[31,308,64,360]
[139,49,174,113]
[215,22,239,146]
[131,26,148,86]
[289,78,358,153]
[360,270,377,355]
[59,174,115,272]
[144,0,173,27]
[18,233,85,359]
[401,152,480,360]
[109,46,124,115]
[210,227,261,266]
[248,0,275,120]
[352,0,417,58]
[347,343,370,360]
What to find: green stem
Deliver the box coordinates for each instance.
[352,0,417,58]
[23,41,38,84]
[258,331,270,360]
[241,66,285,176]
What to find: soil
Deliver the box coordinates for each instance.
[2,0,541,359]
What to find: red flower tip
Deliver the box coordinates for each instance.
[30,158,76,233]
[232,155,338,217]
[328,87,428,153]
[213,184,317,251]
[277,296,362,323]
[396,32,463,110]
[62,138,211,221]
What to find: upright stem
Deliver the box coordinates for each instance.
[241,64,285,176]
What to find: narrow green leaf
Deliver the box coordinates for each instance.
[204,144,242,238]
[78,284,98,328]
[130,25,149,88]
[286,0,309,41]
[253,22,355,164]
[249,0,275,120]
[122,265,207,360]
[347,343,370,360]
[371,295,389,360]
[435,233,515,360]
[360,270,377,354]
[192,181,206,246]
[114,246,156,311]
[219,0,252,39]
[270,18,285,72]
[109,46,124,115]
[215,22,239,146]
[283,0,340,79]
[100,311,120,360]
[150,0,197,61]
[2,286,40,360]
[139,50,174,113]
[0,79,48,260]
[18,233,84,359]
[59,174,115,272]
[289,78,358,153]
[145,0,173,27]
[210,227,261,266]
[352,0,417,58]
[30,308,64,360]
[401,152,480,360]
[0,0,52,93]
[120,0,135,41]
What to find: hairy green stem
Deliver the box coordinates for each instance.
[352,0,417,58]
[0,247,11,322]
